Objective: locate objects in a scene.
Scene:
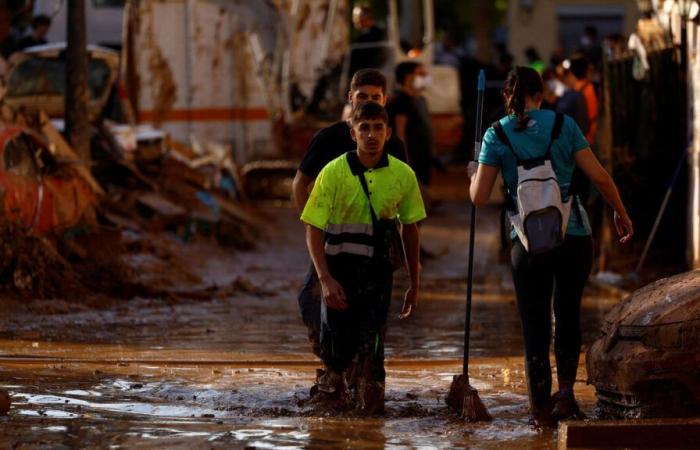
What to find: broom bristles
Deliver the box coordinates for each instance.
[446,374,492,422]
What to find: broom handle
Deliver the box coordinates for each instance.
[464,70,485,376]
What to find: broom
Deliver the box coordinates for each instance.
[445,69,491,422]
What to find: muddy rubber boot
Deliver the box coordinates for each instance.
[357,380,385,416]
[317,370,342,394]
[309,368,327,397]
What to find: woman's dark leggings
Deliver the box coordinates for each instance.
[510,234,593,411]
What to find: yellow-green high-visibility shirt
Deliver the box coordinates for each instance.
[301,151,426,258]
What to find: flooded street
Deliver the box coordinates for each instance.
[0,198,621,449]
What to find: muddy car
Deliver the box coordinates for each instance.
[0,124,95,233]
[2,43,120,121]
[586,270,700,418]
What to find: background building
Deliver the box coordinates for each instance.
[507,0,641,65]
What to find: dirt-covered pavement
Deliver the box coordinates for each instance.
[0,192,622,448]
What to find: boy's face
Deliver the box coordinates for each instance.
[348,85,386,108]
[351,117,391,156]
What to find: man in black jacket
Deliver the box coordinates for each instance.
[292,69,406,382]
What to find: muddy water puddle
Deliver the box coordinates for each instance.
[1,358,588,449]
[0,203,619,447]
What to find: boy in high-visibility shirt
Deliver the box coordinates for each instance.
[301,102,426,414]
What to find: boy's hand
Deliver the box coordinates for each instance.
[320,275,348,310]
[399,287,417,319]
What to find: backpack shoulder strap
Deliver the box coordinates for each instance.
[544,112,564,157]
[551,112,564,139]
[492,121,520,162]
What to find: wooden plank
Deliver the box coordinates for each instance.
[137,192,187,218]
[39,111,105,196]
[212,193,264,228]
[559,419,700,449]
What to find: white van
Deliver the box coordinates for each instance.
[33,0,124,49]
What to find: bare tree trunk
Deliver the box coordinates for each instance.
[472,0,492,64]
[65,0,91,161]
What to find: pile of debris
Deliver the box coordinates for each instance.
[0,43,268,301]
[97,122,262,250]
[0,110,265,300]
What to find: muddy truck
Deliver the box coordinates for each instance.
[122,0,462,196]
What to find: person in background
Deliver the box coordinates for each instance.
[557,61,589,134]
[387,61,434,188]
[568,55,598,146]
[349,3,387,75]
[579,26,603,76]
[525,46,545,74]
[15,14,51,51]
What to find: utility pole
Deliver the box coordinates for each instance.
[65,0,91,161]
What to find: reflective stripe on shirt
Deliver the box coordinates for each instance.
[325,242,374,257]
[325,223,373,235]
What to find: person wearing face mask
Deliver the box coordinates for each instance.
[386,61,434,187]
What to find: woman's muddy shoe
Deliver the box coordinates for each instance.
[317,370,343,394]
[528,403,554,429]
[550,391,586,422]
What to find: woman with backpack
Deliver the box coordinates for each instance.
[467,66,633,427]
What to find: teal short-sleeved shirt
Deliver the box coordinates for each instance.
[479,109,592,237]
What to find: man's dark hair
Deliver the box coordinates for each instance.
[32,15,52,29]
[395,61,420,85]
[569,55,590,80]
[351,101,388,125]
[350,68,387,94]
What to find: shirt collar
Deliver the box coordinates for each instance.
[346,150,389,175]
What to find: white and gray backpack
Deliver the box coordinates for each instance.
[492,113,572,254]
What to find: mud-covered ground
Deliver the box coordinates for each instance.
[0,195,622,449]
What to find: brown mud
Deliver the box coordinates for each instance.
[0,197,622,448]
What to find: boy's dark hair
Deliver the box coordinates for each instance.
[395,61,420,85]
[32,15,52,29]
[350,69,387,94]
[569,55,590,80]
[351,102,388,125]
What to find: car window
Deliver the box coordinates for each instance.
[4,135,39,178]
[6,57,112,100]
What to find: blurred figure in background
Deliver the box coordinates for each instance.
[349,3,388,76]
[525,46,545,74]
[15,14,51,51]
[387,61,434,188]
[567,55,598,146]
[557,60,589,134]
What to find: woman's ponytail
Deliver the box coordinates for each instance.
[502,66,544,132]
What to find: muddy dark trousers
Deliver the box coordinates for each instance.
[320,256,393,387]
[298,261,322,357]
[510,235,593,412]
